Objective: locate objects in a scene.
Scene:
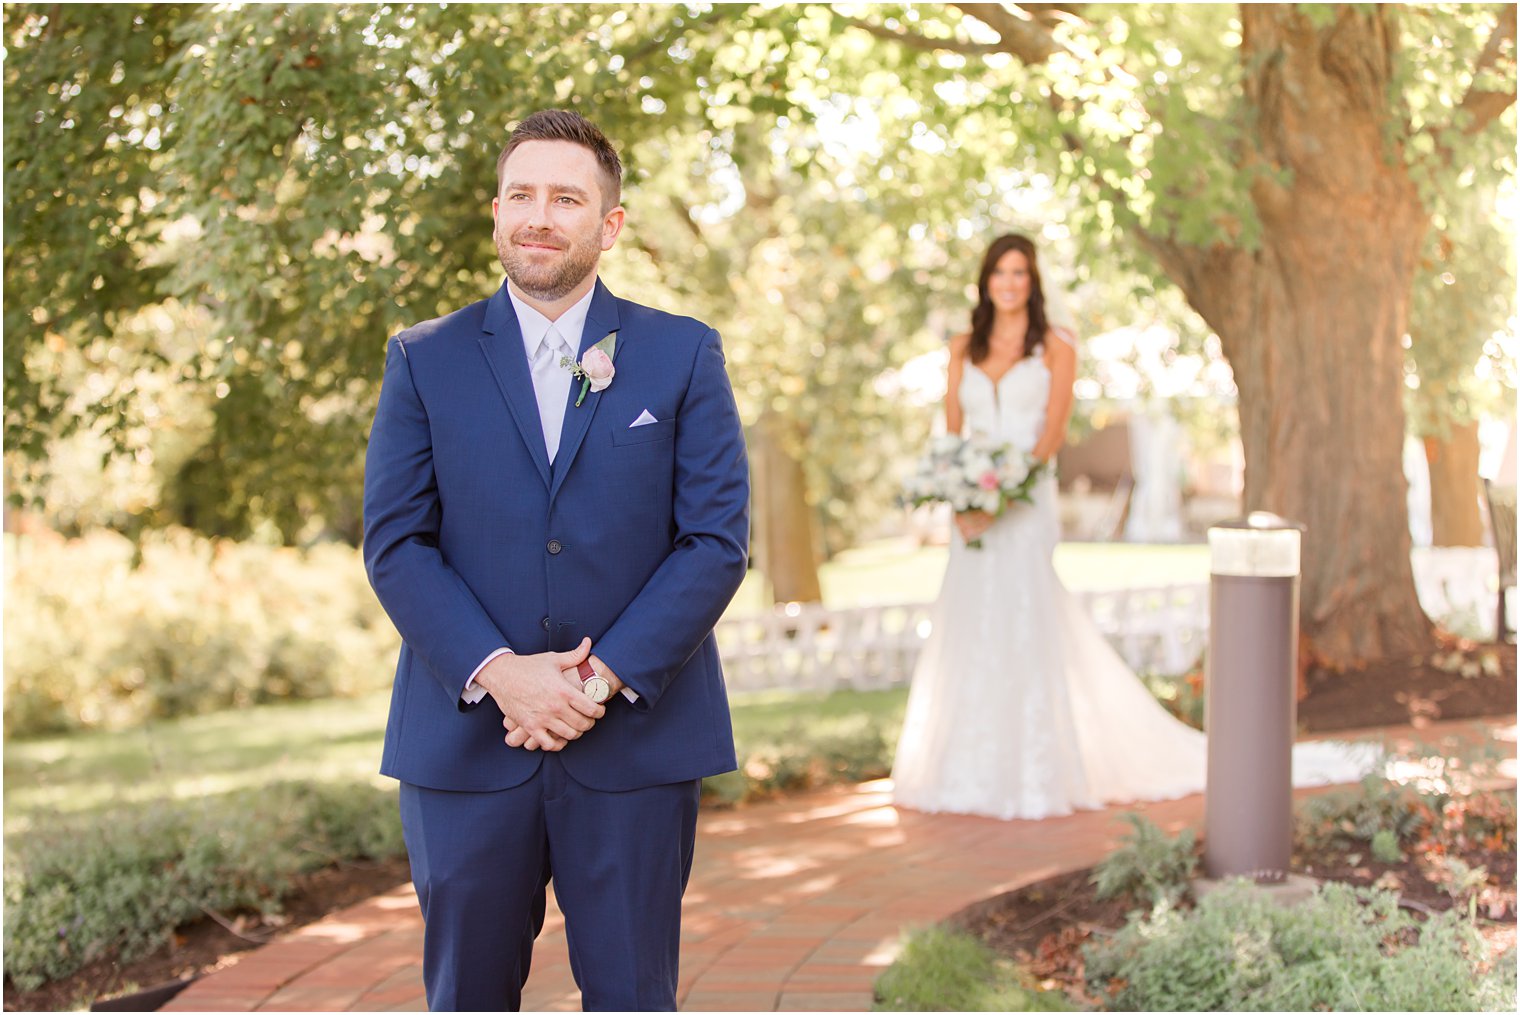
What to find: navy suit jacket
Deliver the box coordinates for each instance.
[363,279,747,793]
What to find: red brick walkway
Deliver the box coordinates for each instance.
[164,717,1515,1012]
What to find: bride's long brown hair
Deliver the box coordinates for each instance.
[968,234,1047,365]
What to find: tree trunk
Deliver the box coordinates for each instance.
[1424,419,1485,546]
[1167,6,1435,668]
[748,411,823,605]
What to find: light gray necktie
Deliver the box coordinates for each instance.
[533,326,573,463]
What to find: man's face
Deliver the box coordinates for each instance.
[493,140,624,302]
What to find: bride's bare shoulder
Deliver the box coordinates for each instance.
[1045,325,1078,363]
[949,332,972,359]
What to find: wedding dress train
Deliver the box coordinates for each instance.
[891,354,1379,821]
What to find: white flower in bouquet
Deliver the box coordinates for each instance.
[900,433,1047,548]
[930,434,963,456]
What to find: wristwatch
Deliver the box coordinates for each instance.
[577,659,612,704]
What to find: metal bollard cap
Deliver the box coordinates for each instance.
[1208,512,1304,577]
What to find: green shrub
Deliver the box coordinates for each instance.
[714,720,892,804]
[1091,813,1198,907]
[701,692,904,807]
[4,530,400,736]
[873,925,1073,1012]
[1295,771,1517,864]
[2,781,403,990]
[1294,773,1430,855]
[1084,881,1512,1011]
[1370,827,1404,863]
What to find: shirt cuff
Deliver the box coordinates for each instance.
[620,686,640,704]
[463,648,512,705]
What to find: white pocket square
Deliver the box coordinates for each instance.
[629,410,659,428]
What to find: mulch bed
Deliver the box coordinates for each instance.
[944,639,1517,1008]
[952,822,1517,1009]
[1298,641,1515,733]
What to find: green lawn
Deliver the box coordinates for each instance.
[3,693,394,831]
[728,538,1210,614]
[5,540,1204,829]
[3,686,911,832]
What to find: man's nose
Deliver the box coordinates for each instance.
[526,198,552,230]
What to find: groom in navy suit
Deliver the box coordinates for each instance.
[363,109,749,1011]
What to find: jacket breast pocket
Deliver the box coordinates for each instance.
[611,418,675,446]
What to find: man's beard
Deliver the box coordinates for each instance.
[496,226,601,302]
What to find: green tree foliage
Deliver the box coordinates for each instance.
[1407,173,1517,436]
[4,4,771,540]
[4,6,183,450]
[5,4,1514,632]
[794,3,1516,663]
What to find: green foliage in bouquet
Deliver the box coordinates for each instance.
[901,435,1045,548]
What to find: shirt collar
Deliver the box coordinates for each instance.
[508,283,597,360]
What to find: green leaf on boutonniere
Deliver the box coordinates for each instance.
[572,331,618,407]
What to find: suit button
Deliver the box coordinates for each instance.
[547,539,562,555]
[541,616,551,631]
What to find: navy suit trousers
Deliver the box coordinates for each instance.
[400,757,701,1012]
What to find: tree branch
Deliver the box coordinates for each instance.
[1454,4,1517,137]
[1418,5,1516,169]
[1019,2,1086,21]
[1059,128,1186,279]
[670,195,706,242]
[837,15,1009,57]
[950,3,1063,63]
[845,1,1239,298]
[838,3,1072,63]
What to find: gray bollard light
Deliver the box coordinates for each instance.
[1204,511,1304,882]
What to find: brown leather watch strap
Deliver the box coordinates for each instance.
[576,660,596,682]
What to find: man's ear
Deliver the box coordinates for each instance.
[601,206,626,251]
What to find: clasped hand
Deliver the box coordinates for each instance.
[473,637,621,752]
[955,509,997,543]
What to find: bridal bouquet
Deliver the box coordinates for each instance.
[901,434,1045,548]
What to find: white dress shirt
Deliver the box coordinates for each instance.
[461,284,635,707]
[511,286,594,464]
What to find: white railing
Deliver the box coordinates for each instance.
[716,600,936,694]
[716,584,1208,694]
[1411,546,1501,637]
[716,547,1502,694]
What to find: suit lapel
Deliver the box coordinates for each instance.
[550,279,623,501]
[476,282,552,488]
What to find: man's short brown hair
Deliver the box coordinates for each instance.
[496,109,623,212]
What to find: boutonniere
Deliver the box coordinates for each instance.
[560,332,616,407]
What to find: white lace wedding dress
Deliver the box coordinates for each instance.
[891,354,1379,820]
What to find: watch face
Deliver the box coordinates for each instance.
[583,675,612,703]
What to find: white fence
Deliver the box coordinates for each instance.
[716,584,1208,693]
[1411,546,1501,635]
[716,547,1503,694]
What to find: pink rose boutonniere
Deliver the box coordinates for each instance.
[561,332,617,407]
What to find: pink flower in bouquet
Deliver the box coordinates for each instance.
[978,471,1000,491]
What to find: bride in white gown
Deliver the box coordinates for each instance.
[891,235,1376,821]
